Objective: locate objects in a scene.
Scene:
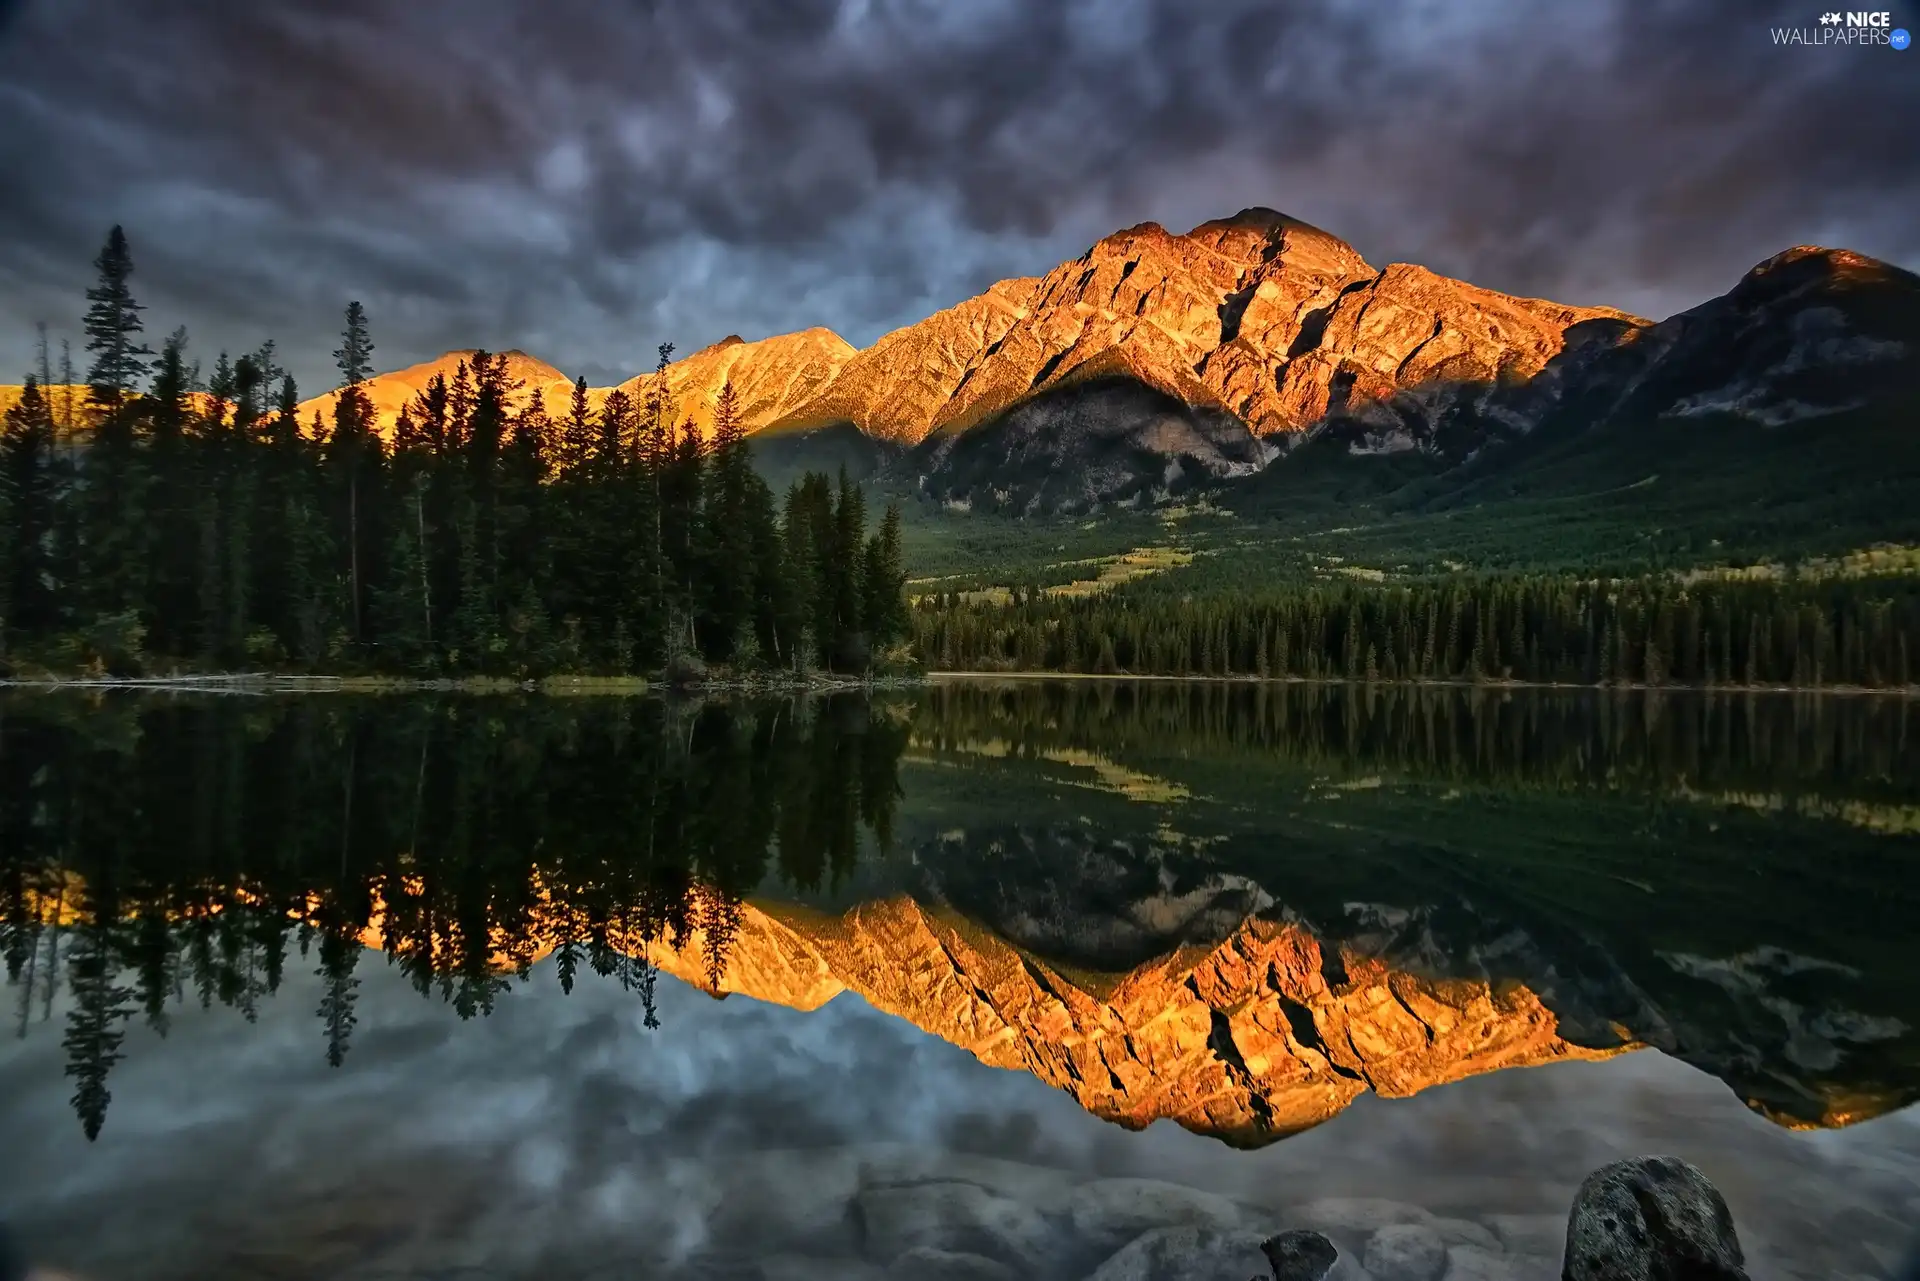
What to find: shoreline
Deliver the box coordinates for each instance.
[923,670,1920,697]
[3,669,1913,698]
[0,672,932,696]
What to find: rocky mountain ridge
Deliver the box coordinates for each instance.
[852,209,1639,446]
[15,210,1909,516]
[1310,243,1920,460]
[273,206,1641,462]
[297,348,576,433]
[647,893,1625,1147]
[609,326,855,439]
[289,331,856,442]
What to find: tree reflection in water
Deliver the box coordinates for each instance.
[0,692,910,1139]
[5,682,1918,1144]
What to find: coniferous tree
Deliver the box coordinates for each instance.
[81,226,152,408]
[62,899,134,1142]
[316,926,361,1069]
[1,379,60,647]
[642,344,675,641]
[143,330,199,654]
[828,468,866,670]
[325,302,380,645]
[701,380,758,663]
[75,227,156,632]
[6,228,938,679]
[559,375,594,479]
[783,473,832,670]
[376,472,435,671]
[243,373,305,658]
[862,501,908,656]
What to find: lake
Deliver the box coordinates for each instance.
[1,681,1916,1281]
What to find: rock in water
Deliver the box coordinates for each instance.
[1284,1198,1435,1246]
[1261,1229,1340,1281]
[1067,1178,1243,1249]
[1363,1224,1447,1281]
[888,1246,1018,1281]
[1562,1156,1748,1281]
[856,1180,1055,1271]
[1485,1214,1568,1261]
[1444,1244,1514,1281]
[1082,1225,1274,1280]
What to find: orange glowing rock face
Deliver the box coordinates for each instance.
[137,205,1634,455]
[6,223,1906,474]
[290,331,857,445]
[17,877,1903,1148]
[636,895,1629,1148]
[296,349,579,440]
[766,209,1641,446]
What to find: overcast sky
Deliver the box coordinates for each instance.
[0,0,1913,393]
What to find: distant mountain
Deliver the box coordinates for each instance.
[768,207,1641,513]
[1308,244,1920,461]
[908,375,1266,514]
[896,230,1918,515]
[286,329,852,444]
[608,326,855,439]
[296,348,575,434]
[746,420,905,498]
[11,210,1911,520]
[769,278,1041,443]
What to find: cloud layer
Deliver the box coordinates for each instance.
[0,0,1912,392]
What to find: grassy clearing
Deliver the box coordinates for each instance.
[1046,546,1195,597]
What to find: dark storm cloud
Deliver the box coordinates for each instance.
[0,0,1912,392]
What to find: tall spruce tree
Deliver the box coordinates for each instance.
[76,228,156,631]
[701,380,758,663]
[560,375,593,479]
[0,380,60,646]
[81,226,152,408]
[862,501,908,655]
[144,328,196,657]
[325,302,380,645]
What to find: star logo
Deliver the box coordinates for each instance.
[1820,10,1842,21]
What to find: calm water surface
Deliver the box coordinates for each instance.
[1,681,1916,1281]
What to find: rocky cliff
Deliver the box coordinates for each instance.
[1311,245,1920,460]
[647,894,1624,1147]
[1510,247,1917,433]
[773,208,1638,449]
[609,326,855,440]
[772,279,1041,443]
[23,212,1907,508]
[288,329,854,443]
[770,208,1642,511]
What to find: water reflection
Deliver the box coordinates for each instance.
[2,682,1915,1147]
[1,693,910,1139]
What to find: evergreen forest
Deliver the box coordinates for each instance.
[911,573,1920,688]
[7,226,1919,692]
[0,228,909,679]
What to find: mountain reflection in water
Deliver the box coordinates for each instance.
[2,681,1916,1147]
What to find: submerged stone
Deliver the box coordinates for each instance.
[1562,1156,1747,1281]
[1260,1229,1341,1281]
